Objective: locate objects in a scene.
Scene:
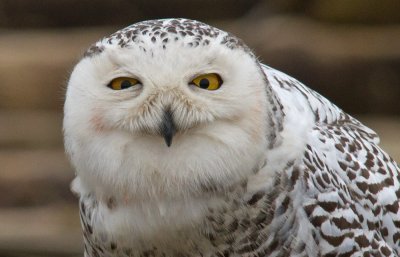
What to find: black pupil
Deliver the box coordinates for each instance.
[199,78,210,89]
[121,80,132,89]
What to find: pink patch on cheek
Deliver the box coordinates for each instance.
[90,112,106,132]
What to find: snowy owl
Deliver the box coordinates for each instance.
[64,19,400,257]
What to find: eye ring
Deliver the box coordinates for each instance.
[107,77,140,90]
[191,73,223,91]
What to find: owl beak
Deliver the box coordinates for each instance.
[160,109,176,147]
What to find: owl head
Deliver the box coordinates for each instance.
[64,19,276,201]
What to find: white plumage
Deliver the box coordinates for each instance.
[64,19,400,257]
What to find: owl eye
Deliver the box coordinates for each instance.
[191,73,222,91]
[108,77,139,90]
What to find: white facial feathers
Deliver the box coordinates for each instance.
[64,19,272,201]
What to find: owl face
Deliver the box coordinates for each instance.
[64,19,271,200]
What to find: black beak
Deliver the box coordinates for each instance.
[160,109,176,147]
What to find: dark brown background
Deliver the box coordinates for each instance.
[0,0,399,256]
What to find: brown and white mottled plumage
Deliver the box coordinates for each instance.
[64,19,400,257]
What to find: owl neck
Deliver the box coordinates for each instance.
[77,160,294,256]
[263,67,285,149]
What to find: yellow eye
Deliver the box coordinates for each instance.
[108,77,139,90]
[191,73,222,91]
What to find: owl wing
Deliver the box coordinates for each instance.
[262,64,400,256]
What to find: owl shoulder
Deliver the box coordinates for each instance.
[262,64,400,254]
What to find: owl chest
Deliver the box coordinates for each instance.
[78,183,307,257]
[79,196,212,255]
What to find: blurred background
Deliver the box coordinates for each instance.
[0,0,399,256]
